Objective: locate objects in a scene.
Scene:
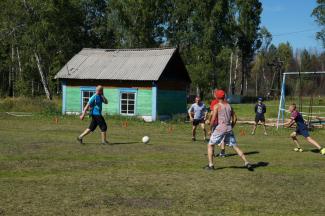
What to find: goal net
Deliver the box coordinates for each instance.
[277,72,325,129]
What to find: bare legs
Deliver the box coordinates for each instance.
[79,129,91,139]
[192,123,206,140]
[252,121,267,135]
[78,129,108,144]
[290,132,322,150]
[207,144,250,168]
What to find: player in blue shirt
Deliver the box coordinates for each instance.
[77,85,109,144]
[188,96,207,141]
[251,97,267,136]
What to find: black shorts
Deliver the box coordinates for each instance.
[193,119,204,126]
[255,115,265,123]
[88,115,107,132]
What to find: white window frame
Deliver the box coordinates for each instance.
[81,90,96,110]
[120,91,137,116]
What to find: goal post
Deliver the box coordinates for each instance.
[276,71,325,129]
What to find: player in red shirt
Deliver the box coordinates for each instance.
[208,90,226,157]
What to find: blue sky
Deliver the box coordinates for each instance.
[261,0,323,51]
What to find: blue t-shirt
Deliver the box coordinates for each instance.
[188,102,207,120]
[255,103,266,117]
[88,94,103,116]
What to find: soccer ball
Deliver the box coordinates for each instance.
[142,136,150,144]
[321,148,325,155]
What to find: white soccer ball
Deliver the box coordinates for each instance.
[142,136,150,144]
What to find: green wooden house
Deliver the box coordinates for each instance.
[54,48,191,121]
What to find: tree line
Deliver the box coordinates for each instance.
[0,0,324,99]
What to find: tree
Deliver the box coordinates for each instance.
[312,0,325,48]
[235,0,262,95]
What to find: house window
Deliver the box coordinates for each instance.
[120,92,136,115]
[82,90,96,110]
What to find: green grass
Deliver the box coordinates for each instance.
[0,113,325,215]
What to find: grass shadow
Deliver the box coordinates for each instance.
[309,149,320,154]
[222,151,260,157]
[110,141,141,145]
[215,161,269,172]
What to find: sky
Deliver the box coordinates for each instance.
[261,0,323,51]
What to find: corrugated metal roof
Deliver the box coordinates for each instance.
[55,48,177,81]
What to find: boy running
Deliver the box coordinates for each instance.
[283,103,324,153]
[205,90,252,170]
[77,85,109,144]
[188,96,207,141]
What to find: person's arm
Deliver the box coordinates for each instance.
[80,103,90,120]
[254,104,257,113]
[231,110,237,128]
[210,104,218,127]
[101,95,108,104]
[263,104,266,114]
[203,105,208,120]
[188,105,194,121]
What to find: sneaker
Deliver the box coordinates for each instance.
[101,140,109,145]
[77,137,83,144]
[251,132,255,135]
[264,132,268,136]
[245,162,253,171]
[203,165,215,171]
[192,137,196,141]
[219,153,227,158]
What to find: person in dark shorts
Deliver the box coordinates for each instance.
[77,85,109,144]
[251,97,267,136]
[282,103,324,153]
[188,96,207,141]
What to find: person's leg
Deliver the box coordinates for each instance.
[227,132,251,167]
[192,125,197,140]
[99,116,108,144]
[233,146,249,164]
[306,136,322,150]
[77,118,96,144]
[290,132,301,149]
[219,142,226,156]
[252,121,257,135]
[79,129,91,139]
[208,144,215,167]
[262,121,267,135]
[200,123,207,140]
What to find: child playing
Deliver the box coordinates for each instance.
[77,85,109,145]
[205,90,252,170]
[283,103,324,153]
[251,97,267,136]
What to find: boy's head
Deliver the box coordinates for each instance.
[195,96,201,104]
[215,90,225,100]
[258,97,263,104]
[289,103,297,112]
[96,85,104,95]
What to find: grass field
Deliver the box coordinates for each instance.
[0,113,325,216]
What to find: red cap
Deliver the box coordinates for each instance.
[215,90,225,99]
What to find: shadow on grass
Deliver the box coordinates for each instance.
[82,141,141,145]
[215,161,269,172]
[110,141,141,145]
[222,151,260,157]
[309,149,321,154]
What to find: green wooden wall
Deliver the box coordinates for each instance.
[64,86,152,116]
[157,90,187,115]
[66,86,81,112]
[137,89,152,116]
